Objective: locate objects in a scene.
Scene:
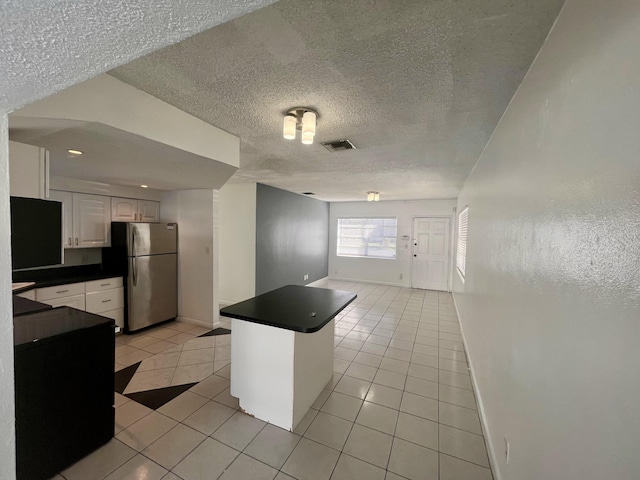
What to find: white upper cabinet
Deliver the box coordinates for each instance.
[112,197,160,223]
[8,140,49,199]
[73,193,111,247]
[50,191,111,248]
[111,197,138,222]
[138,200,160,222]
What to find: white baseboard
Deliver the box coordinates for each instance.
[306,276,329,287]
[452,293,500,480]
[328,276,407,288]
[176,316,213,330]
[219,299,235,309]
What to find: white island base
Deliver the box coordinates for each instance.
[230,318,334,431]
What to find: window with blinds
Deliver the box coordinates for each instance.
[456,207,469,280]
[337,217,397,259]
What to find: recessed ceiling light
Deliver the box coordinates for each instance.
[67,149,83,155]
[140,185,148,188]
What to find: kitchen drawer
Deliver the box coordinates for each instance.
[85,277,122,293]
[99,308,124,330]
[86,288,124,314]
[40,294,86,310]
[36,282,85,301]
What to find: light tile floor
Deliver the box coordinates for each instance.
[53,280,494,480]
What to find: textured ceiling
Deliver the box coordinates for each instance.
[110,0,565,202]
[0,0,277,113]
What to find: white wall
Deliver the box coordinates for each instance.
[161,190,218,328]
[218,183,256,305]
[330,200,456,287]
[453,1,640,479]
[0,116,16,480]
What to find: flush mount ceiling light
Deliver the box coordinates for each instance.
[283,107,319,145]
[67,149,83,155]
[367,191,380,202]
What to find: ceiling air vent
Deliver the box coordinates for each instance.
[321,139,356,152]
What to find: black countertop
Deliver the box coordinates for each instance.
[220,285,357,333]
[14,306,115,347]
[12,263,123,294]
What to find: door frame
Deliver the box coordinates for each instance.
[410,215,455,292]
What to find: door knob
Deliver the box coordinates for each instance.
[414,254,417,257]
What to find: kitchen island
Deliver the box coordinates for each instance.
[221,285,356,431]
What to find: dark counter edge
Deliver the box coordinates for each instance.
[12,264,124,294]
[220,291,357,334]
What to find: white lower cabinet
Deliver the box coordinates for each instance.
[35,277,124,330]
[42,294,86,310]
[36,282,85,302]
[16,290,36,301]
[85,277,124,330]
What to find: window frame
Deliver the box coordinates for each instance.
[336,217,398,260]
[456,207,469,282]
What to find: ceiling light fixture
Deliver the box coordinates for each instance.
[67,149,83,155]
[140,185,148,188]
[367,191,380,202]
[283,107,319,145]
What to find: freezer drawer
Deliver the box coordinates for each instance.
[127,253,177,332]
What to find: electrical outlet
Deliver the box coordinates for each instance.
[504,435,510,464]
[303,274,309,281]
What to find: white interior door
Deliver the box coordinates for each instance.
[411,217,450,291]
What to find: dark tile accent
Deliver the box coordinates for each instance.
[114,362,141,394]
[125,383,197,410]
[199,327,231,337]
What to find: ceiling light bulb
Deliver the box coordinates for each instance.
[374,193,380,201]
[67,149,83,155]
[302,111,316,136]
[283,115,297,140]
[301,131,314,145]
[367,192,374,201]
[140,185,148,188]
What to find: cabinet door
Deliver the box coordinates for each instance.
[73,194,111,248]
[40,294,86,310]
[111,198,138,222]
[100,308,124,330]
[49,190,74,249]
[138,200,160,223]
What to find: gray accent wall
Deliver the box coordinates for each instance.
[255,184,329,295]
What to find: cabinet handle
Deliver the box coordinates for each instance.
[67,237,72,246]
[75,238,78,246]
[101,299,112,303]
[56,290,69,294]
[100,283,111,287]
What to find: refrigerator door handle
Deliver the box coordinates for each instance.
[132,256,137,286]
[132,225,138,258]
[132,225,138,286]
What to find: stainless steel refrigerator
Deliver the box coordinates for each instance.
[110,222,178,332]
